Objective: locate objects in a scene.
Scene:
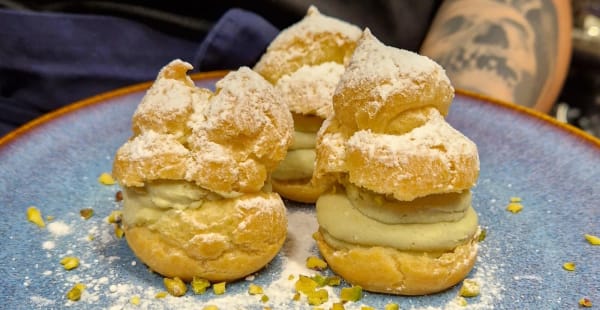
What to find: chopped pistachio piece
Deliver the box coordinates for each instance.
[384,303,400,310]
[164,277,187,297]
[66,283,86,301]
[98,172,115,185]
[79,208,94,220]
[60,256,80,270]
[27,206,45,228]
[114,225,125,239]
[154,291,168,299]
[579,298,592,307]
[288,274,295,281]
[331,303,345,310]
[456,296,468,306]
[311,274,328,287]
[478,229,487,242]
[309,274,341,287]
[506,202,523,213]
[306,256,328,270]
[46,215,55,221]
[584,234,600,245]
[292,292,301,301]
[510,196,522,203]
[260,295,269,303]
[130,295,140,305]
[213,282,226,295]
[191,277,211,295]
[295,275,318,294]
[459,279,480,298]
[248,283,264,295]
[306,289,328,306]
[340,286,363,302]
[107,210,122,224]
[563,262,576,271]
[326,276,341,286]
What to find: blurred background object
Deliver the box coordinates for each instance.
[555,0,600,137]
[1,1,599,138]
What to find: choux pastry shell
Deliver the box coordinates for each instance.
[112,60,293,282]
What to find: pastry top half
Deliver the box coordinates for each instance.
[254,6,362,86]
[254,6,361,203]
[315,29,480,201]
[333,29,454,132]
[112,60,294,194]
[255,6,361,120]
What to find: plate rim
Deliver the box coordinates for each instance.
[1,70,599,150]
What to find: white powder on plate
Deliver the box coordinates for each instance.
[30,295,55,307]
[42,240,55,250]
[47,221,72,236]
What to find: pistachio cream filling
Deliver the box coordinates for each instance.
[123,193,247,256]
[271,129,317,181]
[271,112,323,182]
[122,180,228,226]
[345,182,471,224]
[290,131,317,150]
[271,148,316,180]
[320,230,454,258]
[316,193,479,252]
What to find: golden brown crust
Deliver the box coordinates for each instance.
[274,62,343,119]
[130,61,208,138]
[123,192,287,282]
[333,30,454,133]
[313,117,352,180]
[345,109,480,201]
[313,31,480,201]
[270,176,334,203]
[313,230,478,295]
[254,6,361,84]
[112,61,293,193]
[112,131,190,187]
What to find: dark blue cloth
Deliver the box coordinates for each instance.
[0,8,278,137]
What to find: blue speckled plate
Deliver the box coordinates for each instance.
[0,72,598,310]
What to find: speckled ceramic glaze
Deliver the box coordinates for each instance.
[0,72,598,310]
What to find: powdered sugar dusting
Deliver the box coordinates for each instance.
[315,118,348,177]
[118,130,189,161]
[113,63,293,193]
[276,62,343,118]
[253,5,361,84]
[131,60,195,137]
[267,6,361,53]
[347,113,478,168]
[30,295,55,307]
[47,221,72,236]
[340,29,451,101]
[187,232,227,245]
[42,240,55,249]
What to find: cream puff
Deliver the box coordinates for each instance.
[112,60,293,282]
[313,30,481,295]
[254,6,362,203]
